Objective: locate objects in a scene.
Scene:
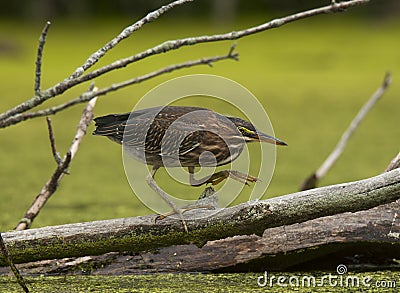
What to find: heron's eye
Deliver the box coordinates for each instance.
[237,126,254,136]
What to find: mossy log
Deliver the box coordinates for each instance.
[2,198,398,275]
[1,169,399,271]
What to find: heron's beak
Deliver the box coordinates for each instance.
[258,132,287,146]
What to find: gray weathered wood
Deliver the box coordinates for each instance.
[1,199,398,275]
[1,169,399,266]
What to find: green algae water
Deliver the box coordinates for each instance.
[1,271,399,292]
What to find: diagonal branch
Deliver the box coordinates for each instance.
[0,233,29,292]
[0,47,238,126]
[0,0,370,126]
[14,93,98,231]
[68,0,193,79]
[65,0,369,92]
[300,72,392,190]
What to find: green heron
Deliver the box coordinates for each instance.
[93,106,286,232]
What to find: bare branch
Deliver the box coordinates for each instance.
[69,0,193,79]
[0,0,370,126]
[34,21,51,95]
[0,48,238,126]
[14,93,98,231]
[386,152,400,172]
[46,117,62,166]
[0,233,29,292]
[300,72,392,190]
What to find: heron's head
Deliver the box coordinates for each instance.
[228,117,287,146]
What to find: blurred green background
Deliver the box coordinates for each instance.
[0,1,399,230]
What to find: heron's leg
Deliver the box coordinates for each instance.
[157,186,217,221]
[146,166,188,233]
[188,166,260,187]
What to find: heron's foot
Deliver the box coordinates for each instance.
[156,204,216,221]
[155,208,190,233]
[205,170,260,186]
[156,187,218,231]
[155,202,216,231]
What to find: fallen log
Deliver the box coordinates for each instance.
[1,198,399,275]
[1,169,399,271]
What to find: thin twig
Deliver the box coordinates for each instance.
[300,72,392,190]
[14,92,98,231]
[0,233,29,292]
[34,21,51,95]
[1,48,238,126]
[46,117,62,166]
[69,0,193,79]
[0,0,370,126]
[385,152,400,172]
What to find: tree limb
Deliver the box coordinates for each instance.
[70,0,370,92]
[300,72,392,190]
[0,46,238,127]
[14,94,98,231]
[3,199,398,275]
[0,1,192,123]
[68,0,193,79]
[2,168,399,266]
[0,0,370,128]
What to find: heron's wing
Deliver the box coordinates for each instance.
[123,108,214,153]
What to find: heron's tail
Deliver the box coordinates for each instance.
[92,113,130,143]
